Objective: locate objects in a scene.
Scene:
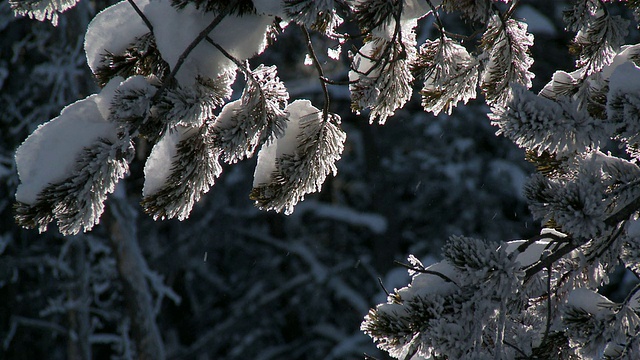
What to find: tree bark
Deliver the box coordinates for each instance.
[106,199,165,360]
[67,238,92,360]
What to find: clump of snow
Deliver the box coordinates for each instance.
[566,288,614,315]
[601,44,640,80]
[143,0,274,86]
[349,41,380,82]
[515,5,557,36]
[143,126,194,196]
[85,0,275,86]
[278,100,313,156]
[304,54,313,66]
[253,99,316,187]
[538,69,583,99]
[327,45,341,60]
[502,239,550,268]
[608,61,640,96]
[84,0,150,74]
[15,77,124,204]
[253,135,278,187]
[213,99,242,129]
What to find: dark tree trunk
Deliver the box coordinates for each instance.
[106,199,165,360]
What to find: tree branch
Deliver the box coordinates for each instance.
[394,260,459,286]
[301,25,331,122]
[127,0,153,33]
[524,240,576,280]
[524,193,640,281]
[105,199,165,360]
[605,195,640,226]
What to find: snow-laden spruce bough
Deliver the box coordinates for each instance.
[9,0,640,358]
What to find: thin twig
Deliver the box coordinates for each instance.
[127,0,153,33]
[152,1,237,102]
[623,282,640,306]
[504,0,520,20]
[524,240,576,280]
[503,340,528,357]
[206,37,277,141]
[301,26,331,122]
[320,76,358,86]
[394,260,459,286]
[378,277,390,297]
[539,266,553,348]
[425,0,445,39]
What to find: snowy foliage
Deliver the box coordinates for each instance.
[251,100,345,215]
[413,35,479,116]
[490,84,612,156]
[8,0,640,359]
[213,64,288,164]
[14,77,132,235]
[480,14,535,106]
[9,0,79,26]
[349,32,416,124]
[361,1,640,359]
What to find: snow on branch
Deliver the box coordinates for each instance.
[9,0,79,26]
[413,35,479,116]
[362,235,529,359]
[251,100,346,215]
[490,84,612,157]
[141,123,222,220]
[84,0,152,79]
[14,78,134,235]
[212,64,289,164]
[480,13,534,106]
[525,151,640,240]
[562,287,640,359]
[15,139,132,235]
[568,1,629,76]
[349,35,415,124]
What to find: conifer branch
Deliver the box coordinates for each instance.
[350,0,404,78]
[205,39,288,162]
[525,194,640,281]
[524,241,576,281]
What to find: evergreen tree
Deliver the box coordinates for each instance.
[5,0,640,359]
